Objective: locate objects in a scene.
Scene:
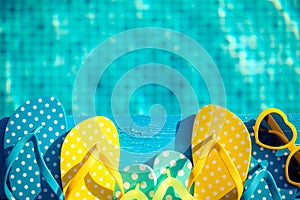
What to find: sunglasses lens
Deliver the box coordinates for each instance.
[288,150,300,183]
[258,112,293,147]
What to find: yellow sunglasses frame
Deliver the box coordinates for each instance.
[253,108,300,187]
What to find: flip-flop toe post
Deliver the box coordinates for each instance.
[190,104,251,199]
[241,158,282,200]
[60,116,121,199]
[3,96,67,199]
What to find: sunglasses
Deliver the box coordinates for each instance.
[253,108,300,187]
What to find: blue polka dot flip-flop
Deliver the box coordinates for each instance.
[243,119,299,199]
[0,117,9,200]
[188,104,252,199]
[152,150,194,199]
[3,96,68,200]
[241,157,281,200]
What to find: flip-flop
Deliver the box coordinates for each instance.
[241,157,281,200]
[243,119,299,199]
[114,164,156,199]
[188,104,252,199]
[0,117,9,200]
[3,96,67,199]
[60,116,121,199]
[152,150,194,199]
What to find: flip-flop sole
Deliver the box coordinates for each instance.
[4,96,67,199]
[192,105,251,199]
[153,150,192,198]
[114,164,156,199]
[60,116,120,199]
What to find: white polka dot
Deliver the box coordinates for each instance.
[140,181,147,189]
[160,168,167,174]
[139,165,146,171]
[178,169,184,177]
[123,182,130,189]
[148,173,154,180]
[131,173,138,180]
[187,162,192,169]
[170,160,176,167]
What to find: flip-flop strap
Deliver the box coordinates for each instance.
[3,129,64,200]
[187,141,244,198]
[121,190,149,200]
[187,156,207,191]
[215,141,244,199]
[242,169,281,200]
[65,145,124,199]
[153,177,195,200]
[120,183,148,200]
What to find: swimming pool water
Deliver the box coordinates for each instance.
[0,0,299,118]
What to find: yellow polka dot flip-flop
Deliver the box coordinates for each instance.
[187,104,252,199]
[60,116,121,199]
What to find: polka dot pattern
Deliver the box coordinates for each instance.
[3,97,67,199]
[241,120,299,200]
[114,164,156,199]
[60,116,120,199]
[192,105,251,199]
[153,150,192,198]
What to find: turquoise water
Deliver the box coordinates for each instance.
[0,0,299,118]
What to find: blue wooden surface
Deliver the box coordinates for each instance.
[2,113,300,170]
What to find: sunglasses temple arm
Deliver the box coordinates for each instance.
[266,116,300,164]
[267,114,289,140]
[268,130,290,145]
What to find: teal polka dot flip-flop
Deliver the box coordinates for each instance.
[114,164,157,199]
[152,150,194,199]
[3,96,68,200]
